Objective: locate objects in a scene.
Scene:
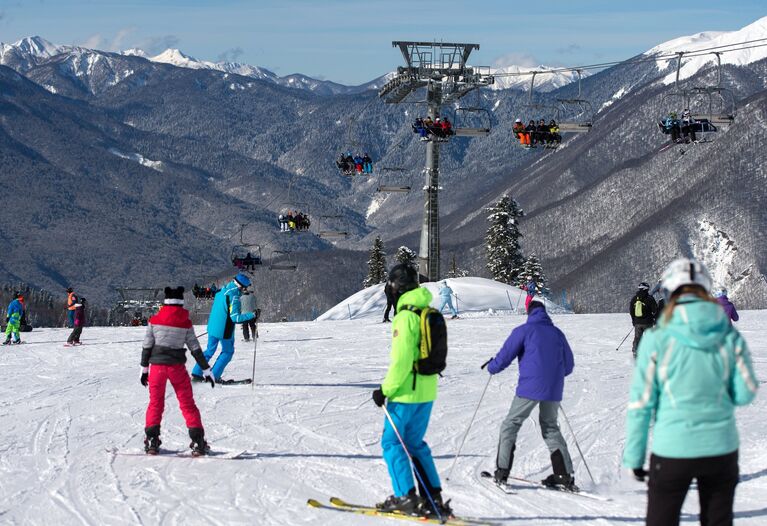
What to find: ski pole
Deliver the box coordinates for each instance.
[559,405,595,485]
[251,322,258,390]
[514,292,522,313]
[446,375,492,481]
[615,328,633,351]
[382,405,444,524]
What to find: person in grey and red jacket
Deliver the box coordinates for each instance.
[140,286,215,456]
[484,298,576,490]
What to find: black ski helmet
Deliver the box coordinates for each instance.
[388,264,419,294]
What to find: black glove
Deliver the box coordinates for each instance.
[632,468,649,482]
[372,387,386,407]
[140,373,148,387]
[481,358,493,370]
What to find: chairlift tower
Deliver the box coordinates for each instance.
[379,41,493,281]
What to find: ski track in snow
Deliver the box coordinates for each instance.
[0,314,765,525]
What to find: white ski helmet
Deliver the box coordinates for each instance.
[660,258,712,297]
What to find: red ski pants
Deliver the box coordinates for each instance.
[145,364,203,429]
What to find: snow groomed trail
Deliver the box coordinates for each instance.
[0,312,765,525]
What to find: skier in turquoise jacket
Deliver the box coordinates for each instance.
[623,258,758,526]
[191,273,255,383]
[371,264,452,519]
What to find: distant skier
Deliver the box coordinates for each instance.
[191,273,256,384]
[513,118,531,147]
[437,281,459,319]
[523,277,537,311]
[624,259,758,526]
[382,281,394,323]
[661,112,682,143]
[3,292,24,345]
[629,282,657,359]
[714,288,739,323]
[372,264,452,518]
[680,108,697,143]
[241,288,258,342]
[66,298,86,345]
[484,297,577,490]
[66,287,77,328]
[362,153,373,174]
[649,281,665,323]
[141,287,215,456]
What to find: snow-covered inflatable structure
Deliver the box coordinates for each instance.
[316,277,570,321]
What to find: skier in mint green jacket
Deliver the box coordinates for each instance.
[623,258,758,526]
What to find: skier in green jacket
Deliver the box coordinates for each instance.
[371,264,451,519]
[623,258,758,526]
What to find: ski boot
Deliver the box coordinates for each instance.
[494,468,510,485]
[190,374,205,383]
[419,490,453,520]
[144,425,161,455]
[2,337,11,346]
[188,427,209,457]
[12,339,21,345]
[376,489,420,515]
[541,449,578,491]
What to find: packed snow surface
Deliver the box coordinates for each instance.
[1,311,764,525]
[317,277,569,321]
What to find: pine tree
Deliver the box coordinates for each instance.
[516,253,550,296]
[363,236,388,288]
[394,246,417,267]
[446,254,469,278]
[485,195,525,284]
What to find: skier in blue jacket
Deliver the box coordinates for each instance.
[623,259,758,526]
[191,273,256,384]
[3,293,24,345]
[485,298,576,489]
[437,281,459,319]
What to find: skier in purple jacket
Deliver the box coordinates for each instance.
[714,289,739,323]
[485,298,576,490]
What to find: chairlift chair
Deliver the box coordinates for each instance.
[376,166,412,193]
[269,250,298,271]
[452,107,491,137]
[555,70,593,133]
[337,117,375,176]
[230,224,263,269]
[317,214,350,239]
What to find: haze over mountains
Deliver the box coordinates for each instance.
[1,17,766,319]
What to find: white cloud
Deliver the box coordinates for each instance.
[492,52,540,68]
[81,33,103,49]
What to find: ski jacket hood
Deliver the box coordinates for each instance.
[383,287,437,404]
[623,296,758,469]
[487,308,574,402]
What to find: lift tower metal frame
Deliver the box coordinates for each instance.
[379,41,493,281]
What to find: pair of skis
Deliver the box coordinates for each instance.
[479,471,610,501]
[307,497,495,526]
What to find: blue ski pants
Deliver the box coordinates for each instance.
[191,335,235,380]
[438,296,458,317]
[382,401,441,498]
[67,310,75,328]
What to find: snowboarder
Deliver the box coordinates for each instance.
[484,298,577,490]
[3,292,24,345]
[513,118,531,147]
[372,264,452,518]
[437,281,459,319]
[191,273,256,384]
[629,282,657,359]
[241,288,258,341]
[66,298,85,345]
[714,288,739,323]
[623,258,758,526]
[382,281,394,323]
[66,287,77,328]
[141,286,215,455]
[523,276,537,311]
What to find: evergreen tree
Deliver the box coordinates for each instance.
[446,254,469,278]
[363,236,388,288]
[394,246,417,267]
[485,195,525,284]
[517,253,550,296]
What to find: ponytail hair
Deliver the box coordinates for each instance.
[662,284,718,323]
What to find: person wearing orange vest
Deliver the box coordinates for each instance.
[66,287,78,328]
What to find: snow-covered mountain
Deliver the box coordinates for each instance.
[489,65,587,92]
[645,15,767,84]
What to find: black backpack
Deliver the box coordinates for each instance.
[401,305,448,388]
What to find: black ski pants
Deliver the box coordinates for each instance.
[242,319,257,340]
[67,326,82,344]
[383,300,394,321]
[646,451,739,526]
[632,323,652,358]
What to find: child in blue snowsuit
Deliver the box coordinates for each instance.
[191,273,255,383]
[437,281,458,319]
[3,293,24,344]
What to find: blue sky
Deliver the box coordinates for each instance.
[2,1,765,84]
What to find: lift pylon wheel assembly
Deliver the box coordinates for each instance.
[380,41,493,281]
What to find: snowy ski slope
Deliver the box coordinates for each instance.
[0,311,764,525]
